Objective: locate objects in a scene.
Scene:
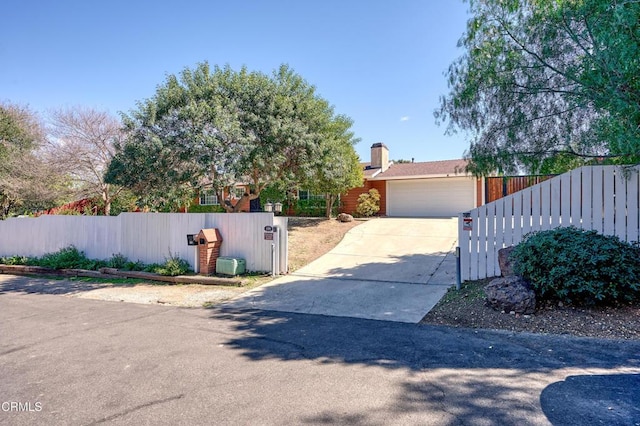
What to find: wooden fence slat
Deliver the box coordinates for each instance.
[532,183,541,232]
[581,167,592,230]
[504,196,513,247]
[551,177,561,228]
[542,178,560,229]
[470,209,480,280]
[561,172,571,226]
[627,167,639,242]
[478,206,487,279]
[512,190,523,244]
[603,167,616,235]
[522,186,532,236]
[614,167,628,240]
[592,166,604,233]
[485,202,497,277]
[570,168,582,227]
[541,180,551,231]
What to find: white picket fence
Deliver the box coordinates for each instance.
[0,213,288,274]
[459,165,640,281]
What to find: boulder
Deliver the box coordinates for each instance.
[498,246,516,277]
[337,213,354,222]
[484,275,536,314]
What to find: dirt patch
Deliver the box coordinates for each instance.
[287,217,364,271]
[74,284,243,307]
[421,279,640,340]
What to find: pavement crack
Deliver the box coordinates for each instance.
[86,394,185,425]
[0,345,29,356]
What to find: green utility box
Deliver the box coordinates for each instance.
[215,257,246,276]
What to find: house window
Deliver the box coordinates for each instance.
[299,190,324,200]
[199,189,219,206]
[232,186,247,199]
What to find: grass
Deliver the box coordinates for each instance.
[435,279,488,306]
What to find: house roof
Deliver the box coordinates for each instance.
[367,159,469,180]
[361,162,383,178]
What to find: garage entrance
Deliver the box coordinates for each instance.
[387,177,475,217]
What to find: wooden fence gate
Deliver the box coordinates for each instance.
[459,165,640,281]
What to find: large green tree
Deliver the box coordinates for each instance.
[305,115,363,218]
[106,63,357,212]
[0,103,69,218]
[437,0,640,175]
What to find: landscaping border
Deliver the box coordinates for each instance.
[0,264,242,286]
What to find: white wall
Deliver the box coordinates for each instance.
[0,213,288,273]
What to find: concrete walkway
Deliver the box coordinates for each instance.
[223,218,458,323]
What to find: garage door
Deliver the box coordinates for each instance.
[387,177,474,217]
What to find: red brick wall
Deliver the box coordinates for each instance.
[340,180,386,216]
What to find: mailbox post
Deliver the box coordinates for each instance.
[195,228,223,275]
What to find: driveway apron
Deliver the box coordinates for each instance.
[223,218,458,323]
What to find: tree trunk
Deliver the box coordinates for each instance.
[325,194,336,219]
[102,185,111,216]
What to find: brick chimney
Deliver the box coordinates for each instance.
[371,142,389,172]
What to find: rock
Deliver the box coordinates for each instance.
[498,246,517,276]
[337,213,354,222]
[484,275,536,315]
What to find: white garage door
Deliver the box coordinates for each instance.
[387,177,475,217]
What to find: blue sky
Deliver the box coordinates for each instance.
[1,1,470,163]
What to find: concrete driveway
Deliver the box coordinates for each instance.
[224,218,458,323]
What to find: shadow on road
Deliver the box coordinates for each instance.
[541,374,640,425]
[208,308,640,424]
[0,274,123,295]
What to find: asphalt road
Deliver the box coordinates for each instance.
[1,285,640,425]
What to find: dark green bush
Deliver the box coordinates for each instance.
[512,227,640,305]
[36,246,107,270]
[293,199,327,217]
[124,260,147,271]
[107,253,129,269]
[187,204,226,213]
[153,254,192,276]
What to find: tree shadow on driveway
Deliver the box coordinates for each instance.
[208,307,640,425]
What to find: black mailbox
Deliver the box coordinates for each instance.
[186,234,198,246]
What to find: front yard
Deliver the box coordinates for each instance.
[422,279,640,340]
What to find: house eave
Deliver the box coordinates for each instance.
[368,173,473,181]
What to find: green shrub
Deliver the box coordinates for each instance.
[124,260,147,271]
[36,246,107,270]
[143,263,163,273]
[107,253,129,269]
[512,227,640,305]
[293,199,327,217]
[187,204,226,213]
[153,254,192,276]
[355,188,380,217]
[0,255,31,265]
